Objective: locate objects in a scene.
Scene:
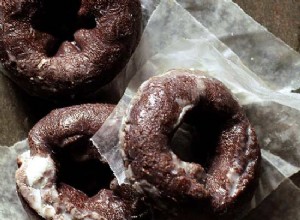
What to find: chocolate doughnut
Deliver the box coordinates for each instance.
[120,69,261,214]
[0,0,141,99]
[16,104,148,220]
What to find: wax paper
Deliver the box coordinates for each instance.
[0,140,29,220]
[141,0,300,91]
[177,0,300,92]
[1,0,300,219]
[244,177,300,220]
[92,0,300,218]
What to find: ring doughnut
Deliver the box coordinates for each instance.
[0,0,141,99]
[16,104,148,220]
[120,69,261,213]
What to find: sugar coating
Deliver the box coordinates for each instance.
[16,151,106,220]
[0,0,142,99]
[25,155,52,187]
[120,69,260,213]
[15,104,138,220]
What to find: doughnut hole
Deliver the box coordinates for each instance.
[30,0,96,57]
[52,136,114,197]
[171,104,230,171]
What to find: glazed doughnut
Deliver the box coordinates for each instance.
[120,69,260,213]
[0,0,141,99]
[16,104,148,220]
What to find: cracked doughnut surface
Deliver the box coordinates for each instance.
[0,0,141,99]
[16,104,147,220]
[120,69,261,214]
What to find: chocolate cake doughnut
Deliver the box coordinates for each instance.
[120,69,260,214]
[0,0,141,99]
[16,104,148,220]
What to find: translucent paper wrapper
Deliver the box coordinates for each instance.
[0,140,29,220]
[92,0,300,218]
[1,0,300,219]
[141,0,300,92]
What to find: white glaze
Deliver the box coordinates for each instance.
[37,58,48,69]
[16,151,108,220]
[25,155,52,187]
[170,152,204,179]
[173,103,194,129]
[226,167,240,197]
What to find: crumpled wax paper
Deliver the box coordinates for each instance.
[99,0,300,103]
[245,177,300,220]
[1,0,300,219]
[141,0,300,92]
[0,140,29,220]
[92,0,300,218]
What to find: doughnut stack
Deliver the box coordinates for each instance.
[1,1,261,219]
